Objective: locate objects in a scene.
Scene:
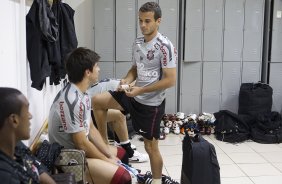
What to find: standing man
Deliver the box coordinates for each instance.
[93,2,177,184]
[48,48,131,184]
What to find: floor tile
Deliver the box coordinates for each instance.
[273,163,282,172]
[245,141,282,153]
[260,151,282,163]
[228,152,267,164]
[250,176,282,184]
[221,177,254,184]
[217,153,234,165]
[220,164,246,177]
[165,165,182,181]
[238,163,282,176]
[214,141,254,154]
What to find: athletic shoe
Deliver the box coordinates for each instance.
[137,171,153,184]
[162,174,180,184]
[129,150,149,163]
[114,141,137,150]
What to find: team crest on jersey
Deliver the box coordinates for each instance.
[154,43,160,50]
[147,50,155,61]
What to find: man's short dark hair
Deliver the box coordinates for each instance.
[139,2,162,20]
[0,87,23,129]
[66,47,100,83]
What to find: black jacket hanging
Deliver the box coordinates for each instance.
[49,1,78,85]
[26,0,59,90]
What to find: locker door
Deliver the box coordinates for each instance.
[203,0,223,62]
[271,0,282,62]
[115,62,132,79]
[158,0,178,113]
[180,62,202,114]
[94,0,114,61]
[242,62,261,83]
[202,62,221,113]
[184,0,203,61]
[158,0,178,47]
[116,0,136,62]
[221,62,241,113]
[99,62,115,80]
[243,0,264,61]
[223,0,244,61]
[269,63,282,112]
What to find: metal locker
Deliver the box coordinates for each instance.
[243,31,262,61]
[203,0,223,62]
[224,0,244,29]
[244,0,264,31]
[221,62,241,113]
[99,61,115,80]
[116,0,136,62]
[158,0,178,47]
[242,62,261,83]
[137,0,158,37]
[115,62,132,79]
[243,0,264,62]
[186,0,203,28]
[180,62,202,114]
[204,0,223,29]
[202,62,221,113]
[165,87,177,113]
[203,30,222,61]
[185,29,202,61]
[269,63,282,113]
[94,0,114,61]
[184,0,203,61]
[272,0,282,31]
[223,30,243,61]
[271,30,282,62]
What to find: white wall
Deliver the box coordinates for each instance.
[0,0,94,145]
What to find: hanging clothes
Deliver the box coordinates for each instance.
[26,0,77,90]
[26,0,59,90]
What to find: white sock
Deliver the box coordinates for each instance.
[119,140,130,145]
[152,178,162,184]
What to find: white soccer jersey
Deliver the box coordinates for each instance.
[132,32,177,106]
[48,83,92,149]
[87,78,120,97]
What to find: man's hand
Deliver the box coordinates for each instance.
[124,86,143,97]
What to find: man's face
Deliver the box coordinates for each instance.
[89,63,100,84]
[16,94,32,140]
[139,11,160,36]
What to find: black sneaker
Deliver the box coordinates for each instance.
[162,174,179,184]
[137,171,153,184]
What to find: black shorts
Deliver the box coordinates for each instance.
[109,91,165,140]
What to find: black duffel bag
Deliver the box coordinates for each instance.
[238,82,273,116]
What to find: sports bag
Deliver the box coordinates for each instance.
[238,82,273,116]
[214,110,250,143]
[181,133,220,184]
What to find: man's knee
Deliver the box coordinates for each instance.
[111,166,131,184]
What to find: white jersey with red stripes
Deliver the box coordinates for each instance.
[48,83,91,149]
[132,32,177,106]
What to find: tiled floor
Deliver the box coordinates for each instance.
[130,133,282,184]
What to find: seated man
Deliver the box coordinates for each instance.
[0,87,55,184]
[48,47,131,184]
[88,78,149,163]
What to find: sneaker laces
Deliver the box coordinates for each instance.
[137,171,152,184]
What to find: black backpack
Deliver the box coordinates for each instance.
[181,133,220,184]
[238,82,273,116]
[214,110,250,143]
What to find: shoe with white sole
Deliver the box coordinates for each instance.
[129,150,149,163]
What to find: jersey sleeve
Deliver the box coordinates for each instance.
[160,41,177,69]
